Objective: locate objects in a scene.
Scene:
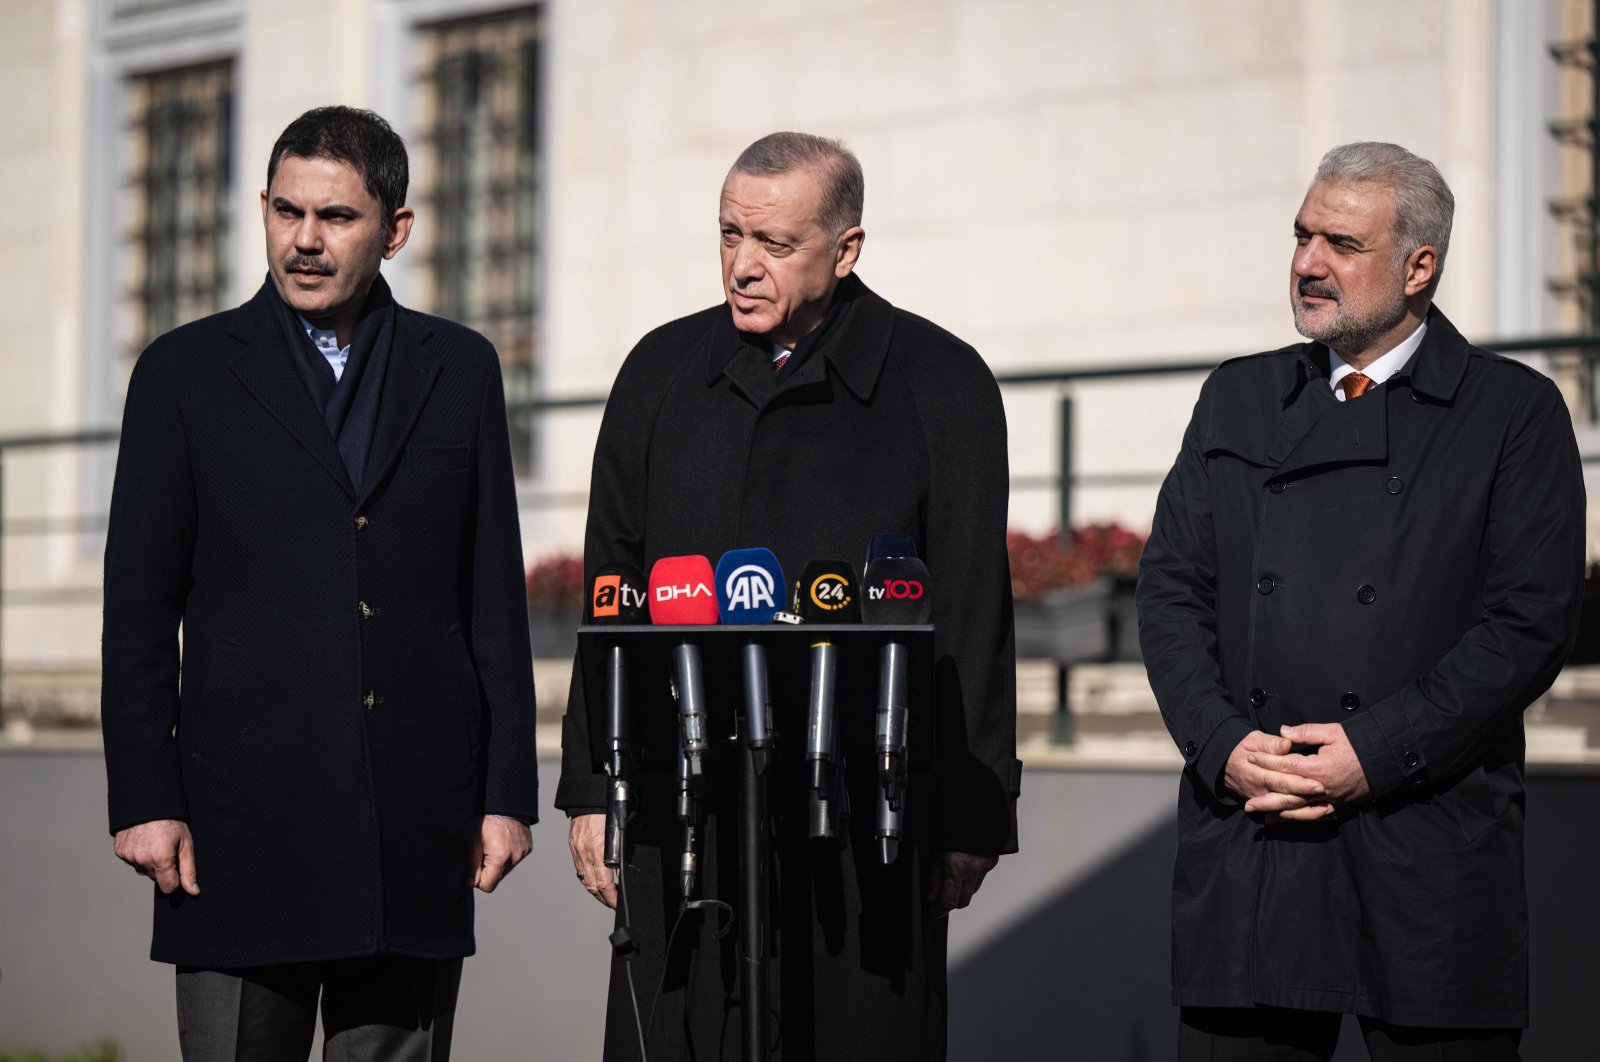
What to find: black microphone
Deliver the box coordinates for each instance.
[795,559,861,842]
[861,554,932,864]
[588,562,648,869]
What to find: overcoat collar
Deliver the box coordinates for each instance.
[227,279,442,506]
[1210,305,1469,478]
[702,273,895,404]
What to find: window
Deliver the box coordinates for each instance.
[413,6,542,469]
[122,58,234,359]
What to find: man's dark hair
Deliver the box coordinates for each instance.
[730,131,864,237]
[266,106,410,224]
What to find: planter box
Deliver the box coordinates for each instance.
[1012,575,1140,666]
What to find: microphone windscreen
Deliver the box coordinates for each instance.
[589,561,649,624]
[864,533,920,568]
[861,556,933,624]
[715,548,786,624]
[794,560,862,624]
[648,555,719,624]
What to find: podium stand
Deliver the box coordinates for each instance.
[576,624,935,1062]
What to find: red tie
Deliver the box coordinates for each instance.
[774,351,790,372]
[1340,372,1373,400]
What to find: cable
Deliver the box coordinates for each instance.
[616,859,649,1062]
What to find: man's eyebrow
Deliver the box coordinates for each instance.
[1293,221,1365,248]
[271,196,302,212]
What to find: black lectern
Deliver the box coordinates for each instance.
[576,623,935,1061]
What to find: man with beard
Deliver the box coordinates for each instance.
[1138,141,1584,1059]
[556,131,1018,1060]
[102,106,538,1059]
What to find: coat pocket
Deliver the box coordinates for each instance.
[181,634,242,745]
[445,623,483,757]
[408,444,471,471]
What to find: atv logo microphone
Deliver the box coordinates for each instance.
[715,548,785,623]
[590,562,649,622]
[648,555,719,625]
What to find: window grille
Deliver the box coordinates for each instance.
[124,59,234,358]
[414,6,542,469]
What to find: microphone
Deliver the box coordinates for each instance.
[795,559,861,842]
[649,555,717,900]
[861,554,932,864]
[589,562,649,869]
[715,548,785,757]
[864,532,919,568]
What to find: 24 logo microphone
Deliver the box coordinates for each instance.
[723,564,777,611]
[808,573,853,611]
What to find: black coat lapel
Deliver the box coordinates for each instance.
[358,309,442,509]
[228,286,356,500]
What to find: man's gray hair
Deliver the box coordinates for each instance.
[731,131,864,238]
[1313,141,1454,297]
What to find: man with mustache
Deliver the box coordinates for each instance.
[101,106,539,1059]
[1138,141,1585,1060]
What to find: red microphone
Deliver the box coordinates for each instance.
[648,555,717,898]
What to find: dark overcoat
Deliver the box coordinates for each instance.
[101,282,540,968]
[554,275,1020,1061]
[1137,308,1585,1028]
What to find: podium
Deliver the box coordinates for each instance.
[576,623,935,1061]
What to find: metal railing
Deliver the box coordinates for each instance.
[6,333,1600,721]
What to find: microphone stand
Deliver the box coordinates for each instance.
[737,647,772,1060]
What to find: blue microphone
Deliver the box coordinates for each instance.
[715,548,785,752]
[864,532,919,569]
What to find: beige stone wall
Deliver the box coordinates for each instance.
[536,0,1499,550]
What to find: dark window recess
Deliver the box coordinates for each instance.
[414,6,543,472]
[124,59,235,360]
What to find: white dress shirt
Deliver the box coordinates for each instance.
[1328,320,1427,401]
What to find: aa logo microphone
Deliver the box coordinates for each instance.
[589,562,648,624]
[715,548,785,623]
[794,560,861,624]
[861,557,934,624]
[648,555,719,625]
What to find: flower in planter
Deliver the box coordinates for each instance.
[525,553,585,615]
[1007,524,1146,602]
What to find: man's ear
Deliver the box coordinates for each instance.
[384,207,416,260]
[1403,244,1437,298]
[833,226,865,279]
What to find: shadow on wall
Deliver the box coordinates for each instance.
[948,773,1600,1062]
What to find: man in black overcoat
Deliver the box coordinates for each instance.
[555,132,1020,1061]
[101,106,539,1060]
[1138,141,1585,1060]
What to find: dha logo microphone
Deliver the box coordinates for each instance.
[648,556,719,625]
[589,562,649,624]
[715,548,785,623]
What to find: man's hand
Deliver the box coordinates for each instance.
[113,819,200,896]
[1223,729,1328,815]
[568,813,617,908]
[1243,723,1372,822]
[473,814,532,893]
[927,851,997,919]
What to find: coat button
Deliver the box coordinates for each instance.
[359,600,376,619]
[1385,478,1403,494]
[363,691,376,710]
[1340,692,1360,711]
[1268,481,1286,494]
[1183,740,1198,757]
[1403,751,1420,768]
[1356,584,1376,605]
[355,515,369,531]
[1257,577,1276,595]
[1249,688,1267,707]
[1411,392,1427,404]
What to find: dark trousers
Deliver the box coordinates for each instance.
[175,955,463,1062]
[1178,1007,1523,1062]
